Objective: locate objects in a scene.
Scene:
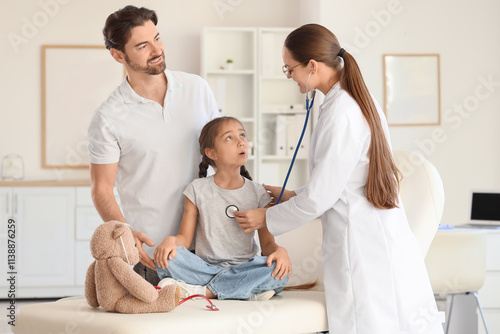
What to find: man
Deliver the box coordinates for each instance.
[88,6,219,284]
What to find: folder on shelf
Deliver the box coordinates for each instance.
[275,115,288,156]
[287,114,310,159]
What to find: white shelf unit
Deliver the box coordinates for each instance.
[201,27,258,178]
[201,27,309,189]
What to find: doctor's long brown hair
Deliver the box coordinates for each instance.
[285,24,400,209]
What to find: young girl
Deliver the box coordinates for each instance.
[153,117,291,301]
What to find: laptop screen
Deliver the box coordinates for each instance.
[470,192,500,224]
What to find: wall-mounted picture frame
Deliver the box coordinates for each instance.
[383,54,441,126]
[42,45,124,169]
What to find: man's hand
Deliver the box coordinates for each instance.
[132,230,155,270]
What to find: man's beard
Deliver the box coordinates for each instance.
[124,51,166,75]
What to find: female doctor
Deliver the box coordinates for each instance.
[234,24,443,334]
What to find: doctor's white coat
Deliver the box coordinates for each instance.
[266,83,443,334]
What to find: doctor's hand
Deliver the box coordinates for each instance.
[267,246,292,280]
[263,184,296,204]
[132,230,156,270]
[154,236,177,270]
[234,208,267,233]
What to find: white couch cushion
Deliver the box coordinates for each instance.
[16,291,327,334]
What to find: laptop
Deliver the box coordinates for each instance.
[468,191,500,226]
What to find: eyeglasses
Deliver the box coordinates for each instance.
[282,63,302,78]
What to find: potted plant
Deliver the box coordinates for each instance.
[226,59,234,70]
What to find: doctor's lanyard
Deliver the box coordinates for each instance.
[275,88,316,205]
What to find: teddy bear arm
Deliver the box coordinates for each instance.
[107,257,159,303]
[84,261,100,308]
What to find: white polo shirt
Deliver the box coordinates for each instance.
[88,69,219,257]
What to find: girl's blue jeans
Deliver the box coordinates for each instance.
[155,246,288,300]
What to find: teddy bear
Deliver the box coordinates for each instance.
[85,220,180,313]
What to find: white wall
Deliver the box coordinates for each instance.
[2,0,499,226]
[0,0,300,181]
[319,0,500,225]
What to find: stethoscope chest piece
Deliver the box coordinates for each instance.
[225,205,239,219]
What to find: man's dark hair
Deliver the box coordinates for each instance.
[103,5,158,51]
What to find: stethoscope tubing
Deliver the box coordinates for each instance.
[275,84,316,205]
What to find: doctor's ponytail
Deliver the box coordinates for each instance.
[340,51,400,209]
[285,24,400,209]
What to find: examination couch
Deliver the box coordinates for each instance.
[14,150,444,333]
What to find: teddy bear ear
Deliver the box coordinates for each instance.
[112,225,129,240]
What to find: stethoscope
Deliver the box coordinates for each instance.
[226,205,239,218]
[275,71,316,204]
[225,72,316,217]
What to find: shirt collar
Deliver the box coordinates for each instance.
[319,81,342,112]
[119,68,180,104]
[323,81,341,103]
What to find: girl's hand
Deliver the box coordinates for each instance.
[154,236,177,270]
[234,208,267,233]
[266,246,292,280]
[263,184,296,204]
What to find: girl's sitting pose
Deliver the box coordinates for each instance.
[154,116,291,301]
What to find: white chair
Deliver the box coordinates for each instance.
[425,230,489,334]
[393,150,445,256]
[395,151,490,333]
